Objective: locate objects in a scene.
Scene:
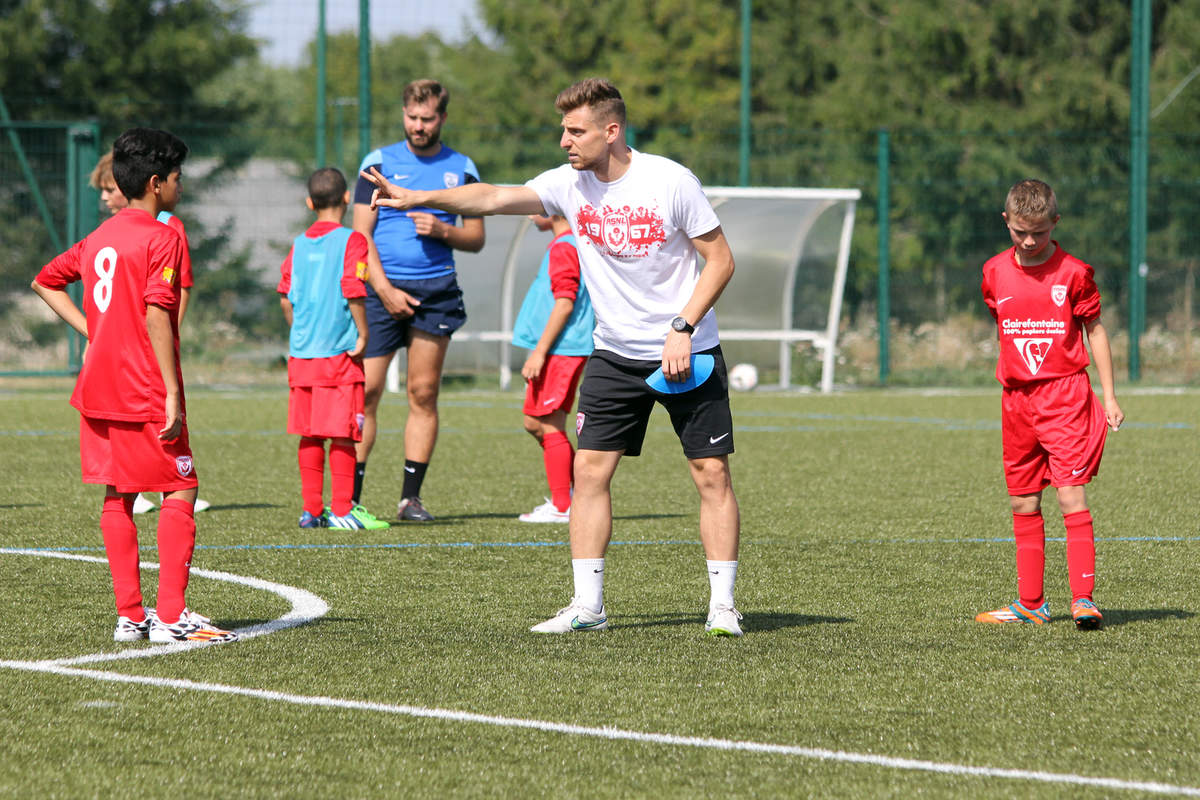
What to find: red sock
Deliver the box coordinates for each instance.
[101,495,143,619]
[156,497,196,624]
[298,437,326,516]
[1013,511,1046,609]
[541,430,574,512]
[1064,509,1096,601]
[328,441,356,517]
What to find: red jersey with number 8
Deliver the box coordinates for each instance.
[36,207,184,422]
[981,244,1101,388]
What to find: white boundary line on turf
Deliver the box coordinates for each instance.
[0,660,1197,797]
[0,548,328,666]
[2,549,1198,796]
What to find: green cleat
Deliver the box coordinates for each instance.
[326,504,390,530]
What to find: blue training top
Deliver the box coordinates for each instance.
[355,142,479,281]
[512,233,595,357]
[287,227,359,359]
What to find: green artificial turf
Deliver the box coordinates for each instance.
[1,385,1197,799]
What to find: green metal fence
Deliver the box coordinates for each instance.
[3,117,1198,386]
[0,108,98,376]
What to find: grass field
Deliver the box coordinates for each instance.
[1,383,1198,799]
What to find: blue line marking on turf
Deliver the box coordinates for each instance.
[21,539,699,554]
[20,535,1200,556]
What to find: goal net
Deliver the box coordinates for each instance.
[389,186,861,393]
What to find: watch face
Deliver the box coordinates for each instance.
[672,317,688,332]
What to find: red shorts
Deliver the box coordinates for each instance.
[288,383,365,440]
[1001,370,1108,495]
[79,416,199,494]
[523,354,587,416]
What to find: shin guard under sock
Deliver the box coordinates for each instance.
[298,437,326,515]
[1064,509,1097,601]
[156,498,196,624]
[101,495,143,619]
[329,442,357,517]
[1013,510,1046,609]
[541,430,574,512]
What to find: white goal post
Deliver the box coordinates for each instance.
[388,186,861,394]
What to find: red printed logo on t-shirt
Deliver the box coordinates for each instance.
[1051,284,1068,307]
[576,204,667,258]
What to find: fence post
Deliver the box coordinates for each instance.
[1129,0,1149,381]
[877,128,891,384]
[68,123,100,372]
[357,0,371,163]
[316,0,327,167]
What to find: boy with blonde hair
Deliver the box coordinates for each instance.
[977,178,1124,630]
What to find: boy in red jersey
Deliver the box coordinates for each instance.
[89,150,211,515]
[976,178,1124,630]
[278,167,374,530]
[511,214,593,522]
[33,127,236,644]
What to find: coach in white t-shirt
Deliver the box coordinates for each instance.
[360,78,744,638]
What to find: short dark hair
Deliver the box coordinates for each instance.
[555,78,626,126]
[403,79,449,114]
[307,167,347,210]
[111,128,188,200]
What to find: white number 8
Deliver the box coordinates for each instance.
[93,247,117,312]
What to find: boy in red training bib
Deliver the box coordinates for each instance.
[32,127,236,644]
[977,179,1125,630]
[278,168,373,530]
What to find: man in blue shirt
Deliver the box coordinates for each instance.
[352,79,485,522]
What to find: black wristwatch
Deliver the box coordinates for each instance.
[670,316,694,335]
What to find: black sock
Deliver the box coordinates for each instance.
[401,460,428,499]
[352,461,366,506]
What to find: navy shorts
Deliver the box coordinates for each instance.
[575,346,734,459]
[364,272,467,358]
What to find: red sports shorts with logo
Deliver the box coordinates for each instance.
[288,383,365,440]
[79,416,199,494]
[1001,369,1108,495]
[522,354,587,416]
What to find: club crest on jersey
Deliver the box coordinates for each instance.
[1013,337,1053,375]
[576,412,585,436]
[443,172,459,189]
[1051,284,1068,307]
[175,455,194,477]
[355,413,365,433]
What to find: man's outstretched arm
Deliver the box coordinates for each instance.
[360,167,546,217]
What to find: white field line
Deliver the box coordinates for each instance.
[0,547,328,665]
[2,549,1198,796]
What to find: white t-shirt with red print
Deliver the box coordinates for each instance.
[526,149,722,360]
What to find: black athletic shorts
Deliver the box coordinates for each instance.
[575,346,734,459]
[364,272,467,358]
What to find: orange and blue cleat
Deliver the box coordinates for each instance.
[1070,598,1103,630]
[975,600,1051,624]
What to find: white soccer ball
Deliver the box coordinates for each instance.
[728,362,759,392]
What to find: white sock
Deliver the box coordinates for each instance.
[707,560,738,610]
[572,558,605,613]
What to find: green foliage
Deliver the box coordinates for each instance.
[0,0,257,137]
